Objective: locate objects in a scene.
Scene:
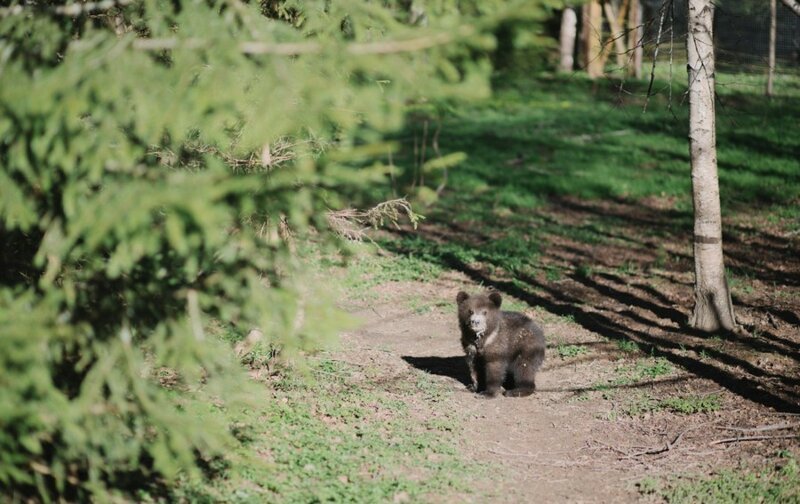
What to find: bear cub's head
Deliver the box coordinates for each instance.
[456,291,502,340]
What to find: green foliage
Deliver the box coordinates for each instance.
[556,344,589,359]
[621,392,722,417]
[661,393,722,415]
[0,0,546,499]
[617,339,640,353]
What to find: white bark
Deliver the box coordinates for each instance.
[627,0,643,78]
[686,0,737,332]
[559,7,577,72]
[767,0,777,96]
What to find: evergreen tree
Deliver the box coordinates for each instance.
[0,0,554,499]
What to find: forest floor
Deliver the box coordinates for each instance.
[193,72,800,502]
[331,203,800,501]
[319,71,800,501]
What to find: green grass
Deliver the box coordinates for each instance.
[661,393,722,414]
[556,344,589,359]
[341,244,443,295]
[594,356,675,392]
[641,454,800,503]
[617,339,640,353]
[167,358,484,502]
[622,392,722,417]
[381,70,800,292]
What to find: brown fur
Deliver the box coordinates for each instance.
[457,291,546,398]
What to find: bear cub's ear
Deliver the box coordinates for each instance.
[456,291,469,304]
[488,291,502,308]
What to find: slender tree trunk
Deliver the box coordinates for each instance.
[560,7,578,72]
[686,0,737,332]
[627,0,643,78]
[583,0,604,78]
[767,0,777,97]
[603,1,627,68]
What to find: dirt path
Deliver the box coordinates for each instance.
[336,268,800,502]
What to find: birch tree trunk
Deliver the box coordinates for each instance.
[686,0,737,332]
[627,0,643,78]
[767,0,777,97]
[583,0,604,78]
[559,7,578,72]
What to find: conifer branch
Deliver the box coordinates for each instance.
[1,0,133,17]
[128,26,474,56]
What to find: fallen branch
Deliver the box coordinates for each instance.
[715,422,800,433]
[710,434,800,446]
[627,428,688,457]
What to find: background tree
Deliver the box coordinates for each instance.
[582,0,604,78]
[560,6,578,71]
[627,0,643,78]
[767,0,777,96]
[685,0,737,331]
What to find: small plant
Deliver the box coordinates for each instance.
[575,263,594,278]
[652,246,669,270]
[545,265,563,282]
[557,344,589,359]
[633,357,674,380]
[616,260,638,275]
[623,394,661,416]
[661,393,721,414]
[617,339,640,353]
[637,477,660,496]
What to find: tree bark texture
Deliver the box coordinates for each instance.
[583,0,604,78]
[767,0,777,96]
[686,0,737,332]
[559,7,577,72]
[627,0,643,78]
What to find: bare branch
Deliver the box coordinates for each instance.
[710,434,800,446]
[326,199,420,241]
[780,0,800,17]
[715,422,800,433]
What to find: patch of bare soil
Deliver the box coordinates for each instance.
[335,196,800,502]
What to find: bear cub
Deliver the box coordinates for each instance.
[457,291,545,398]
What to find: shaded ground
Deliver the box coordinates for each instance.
[336,251,799,501]
[325,72,800,500]
[328,177,800,500]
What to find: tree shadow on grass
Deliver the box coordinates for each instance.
[388,227,800,413]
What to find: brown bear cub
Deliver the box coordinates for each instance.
[457,291,545,398]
